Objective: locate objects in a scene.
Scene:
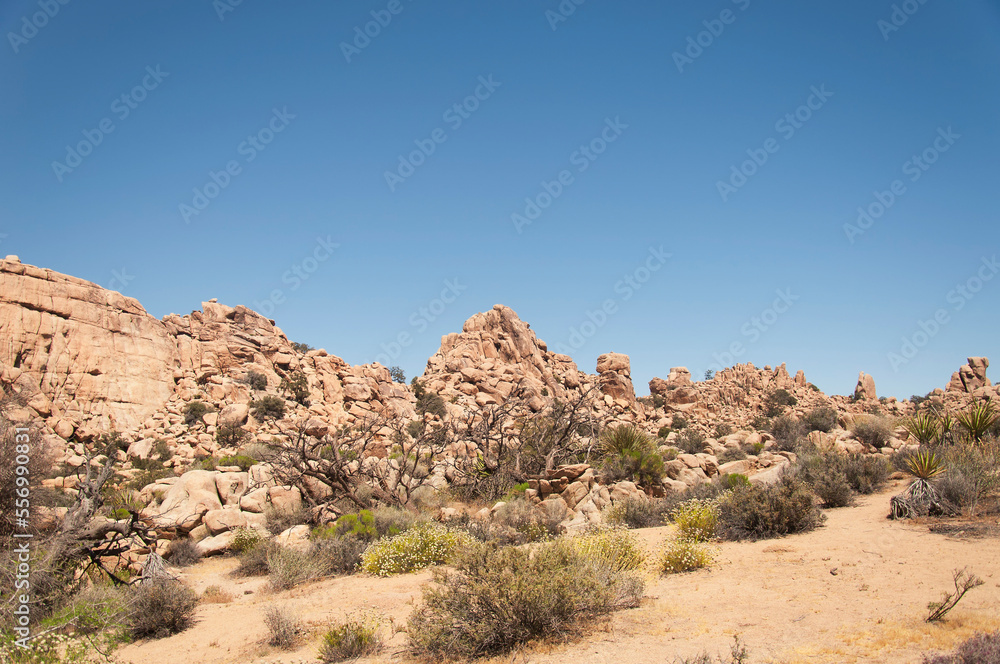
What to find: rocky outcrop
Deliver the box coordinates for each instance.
[947,356,991,393]
[854,372,877,401]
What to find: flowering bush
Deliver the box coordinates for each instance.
[671,497,720,541]
[659,536,715,574]
[361,525,473,576]
[573,527,646,571]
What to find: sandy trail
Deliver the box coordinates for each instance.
[116,480,1000,663]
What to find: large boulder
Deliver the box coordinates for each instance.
[854,372,877,400]
[154,470,223,531]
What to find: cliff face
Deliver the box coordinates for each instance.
[0,257,178,430]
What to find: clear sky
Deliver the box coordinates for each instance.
[2,1,998,399]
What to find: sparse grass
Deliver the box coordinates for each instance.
[407,538,644,658]
[201,585,233,604]
[677,635,750,663]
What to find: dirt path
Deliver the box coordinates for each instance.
[116,480,1000,663]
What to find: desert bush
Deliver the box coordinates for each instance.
[245,370,267,391]
[604,495,672,529]
[250,395,286,420]
[230,526,265,554]
[166,538,202,567]
[927,568,984,622]
[572,527,646,571]
[770,415,806,452]
[890,450,948,519]
[718,447,747,463]
[661,479,730,513]
[798,451,853,507]
[657,425,671,438]
[764,388,797,417]
[201,585,233,604]
[264,503,311,535]
[660,536,715,574]
[412,380,447,418]
[804,407,838,433]
[215,423,249,448]
[851,416,893,449]
[182,400,212,426]
[290,341,314,353]
[218,453,255,470]
[678,637,751,664]
[718,475,825,541]
[923,630,1000,664]
[267,546,328,591]
[671,498,720,541]
[407,539,644,658]
[361,525,473,576]
[279,371,311,406]
[725,473,751,489]
[844,454,891,494]
[675,429,707,454]
[598,425,665,486]
[714,422,734,438]
[264,605,300,649]
[127,580,199,639]
[672,415,689,430]
[600,424,652,456]
[492,498,553,541]
[319,614,382,663]
[233,540,280,577]
[312,536,367,576]
[936,439,1000,513]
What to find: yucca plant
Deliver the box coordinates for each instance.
[599,424,654,456]
[904,412,940,446]
[891,451,946,519]
[937,412,956,444]
[957,402,998,443]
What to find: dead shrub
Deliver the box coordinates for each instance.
[923,630,1000,664]
[166,538,201,567]
[263,605,301,649]
[201,585,233,604]
[127,580,199,639]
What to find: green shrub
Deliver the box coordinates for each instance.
[714,423,734,438]
[127,580,199,639]
[725,473,750,489]
[804,407,838,433]
[361,525,473,576]
[250,395,286,420]
[675,429,707,454]
[215,424,249,448]
[717,475,825,541]
[290,341,314,353]
[412,380,447,418]
[844,454,891,494]
[388,366,406,383]
[905,412,941,445]
[182,400,212,426]
[279,372,310,406]
[599,424,652,456]
[671,498,720,541]
[319,614,382,663]
[657,425,671,438]
[718,447,747,463]
[407,539,643,658]
[230,526,265,554]
[245,370,268,391]
[659,536,715,574]
[851,416,893,449]
[572,527,646,571]
[604,495,671,529]
[671,415,689,430]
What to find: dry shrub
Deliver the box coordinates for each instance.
[851,416,894,449]
[604,495,672,529]
[166,538,201,567]
[311,535,367,576]
[407,539,644,658]
[201,585,232,604]
[799,451,854,508]
[263,605,300,649]
[264,503,311,535]
[267,546,327,591]
[923,630,1000,664]
[127,580,199,639]
[717,475,825,541]
[844,454,891,494]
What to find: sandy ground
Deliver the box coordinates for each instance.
[115,479,1000,664]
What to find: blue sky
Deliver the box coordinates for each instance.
[2,1,998,399]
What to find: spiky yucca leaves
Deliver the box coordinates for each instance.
[599,424,653,456]
[904,412,940,446]
[957,402,998,443]
[906,451,946,480]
